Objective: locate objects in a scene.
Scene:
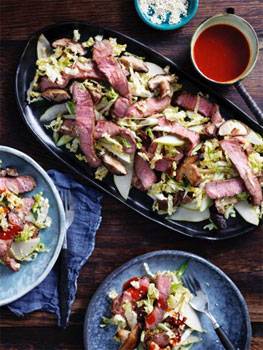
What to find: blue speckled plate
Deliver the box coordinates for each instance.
[84,250,251,350]
[0,146,65,306]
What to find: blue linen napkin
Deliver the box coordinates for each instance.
[8,170,103,326]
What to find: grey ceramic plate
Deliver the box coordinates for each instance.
[84,250,251,350]
[0,146,65,306]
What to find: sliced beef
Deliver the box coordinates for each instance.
[94,120,136,154]
[0,168,19,177]
[127,96,171,118]
[134,155,157,191]
[72,82,101,167]
[21,197,35,216]
[205,178,246,199]
[153,117,200,154]
[41,89,70,102]
[119,55,149,73]
[112,97,131,119]
[0,239,11,258]
[93,40,129,97]
[150,333,170,347]
[155,159,172,172]
[52,38,86,55]
[38,76,69,91]
[0,239,20,271]
[220,139,262,205]
[0,176,36,194]
[8,212,23,228]
[2,254,20,272]
[156,274,171,310]
[39,61,104,92]
[88,88,102,105]
[154,153,184,173]
[112,290,133,315]
[145,306,164,329]
[148,74,175,98]
[70,60,106,81]
[211,104,224,126]
[175,92,224,126]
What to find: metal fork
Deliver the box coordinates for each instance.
[59,189,75,329]
[183,274,236,350]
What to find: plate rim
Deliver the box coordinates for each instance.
[83,249,252,350]
[0,145,65,306]
[15,21,263,241]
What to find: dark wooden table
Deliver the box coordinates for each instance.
[0,1,262,349]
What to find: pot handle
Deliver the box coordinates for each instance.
[234,81,263,124]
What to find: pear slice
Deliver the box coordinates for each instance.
[235,200,259,226]
[181,303,203,332]
[37,34,52,59]
[114,155,134,200]
[168,207,210,222]
[218,119,248,136]
[153,135,184,147]
[10,238,40,261]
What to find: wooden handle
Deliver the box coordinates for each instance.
[215,326,236,350]
[235,81,263,124]
[58,248,69,329]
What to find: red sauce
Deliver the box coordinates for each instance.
[0,225,21,240]
[194,24,250,82]
[122,277,139,290]
[145,311,156,327]
[157,295,167,309]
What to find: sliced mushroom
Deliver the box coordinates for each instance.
[41,89,70,103]
[176,155,201,186]
[0,168,19,177]
[185,164,201,186]
[145,62,164,76]
[119,55,149,73]
[52,38,86,55]
[59,120,77,137]
[117,329,131,344]
[148,74,176,98]
[218,119,248,137]
[119,324,140,350]
[215,197,238,215]
[102,153,127,175]
[204,122,217,137]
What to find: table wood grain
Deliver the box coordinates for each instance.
[0,1,262,349]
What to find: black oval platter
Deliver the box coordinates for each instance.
[15,22,263,240]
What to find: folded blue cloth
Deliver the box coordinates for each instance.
[8,170,103,326]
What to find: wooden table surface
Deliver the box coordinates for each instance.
[0,0,262,349]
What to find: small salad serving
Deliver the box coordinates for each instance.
[0,163,51,271]
[27,30,263,230]
[101,263,203,350]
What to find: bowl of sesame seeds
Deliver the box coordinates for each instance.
[134,0,199,30]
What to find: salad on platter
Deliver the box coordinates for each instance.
[27,29,263,230]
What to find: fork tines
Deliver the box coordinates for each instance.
[59,189,72,211]
[183,274,202,295]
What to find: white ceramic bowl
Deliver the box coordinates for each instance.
[190,14,259,85]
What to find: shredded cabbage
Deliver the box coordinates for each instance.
[14,224,36,242]
[95,166,109,181]
[109,37,127,56]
